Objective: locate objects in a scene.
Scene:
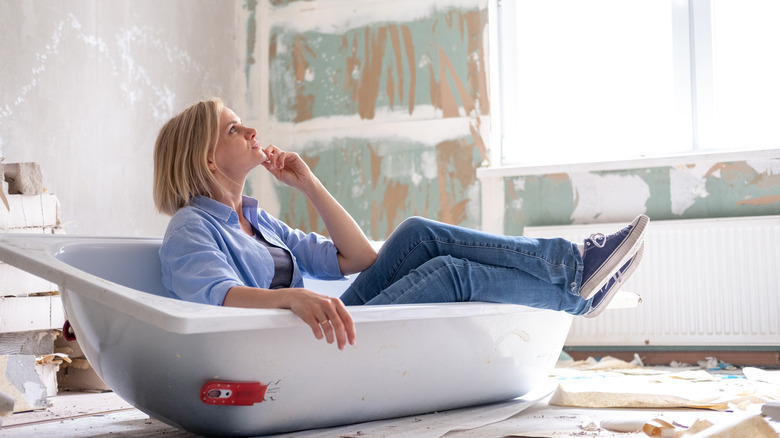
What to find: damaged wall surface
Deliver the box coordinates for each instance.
[0,0,240,236]
[241,0,490,240]
[242,0,779,239]
[498,157,780,235]
[1,0,777,239]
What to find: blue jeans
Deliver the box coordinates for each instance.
[339,217,591,315]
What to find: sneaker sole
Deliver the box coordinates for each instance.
[585,242,645,318]
[580,214,649,299]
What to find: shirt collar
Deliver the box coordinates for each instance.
[190,195,258,224]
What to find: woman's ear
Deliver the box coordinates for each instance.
[207,157,217,172]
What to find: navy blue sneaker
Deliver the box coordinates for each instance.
[580,214,648,299]
[585,242,644,318]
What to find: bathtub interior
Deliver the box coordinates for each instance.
[54,239,353,299]
[55,240,170,296]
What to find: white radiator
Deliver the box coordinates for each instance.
[524,215,780,347]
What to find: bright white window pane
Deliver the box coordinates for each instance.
[701,0,780,150]
[504,0,682,165]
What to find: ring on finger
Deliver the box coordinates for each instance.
[320,320,331,327]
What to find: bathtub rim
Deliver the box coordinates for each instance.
[0,233,569,336]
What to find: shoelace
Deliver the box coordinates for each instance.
[586,233,606,248]
[586,225,632,249]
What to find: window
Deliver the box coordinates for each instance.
[699,0,780,150]
[496,0,780,166]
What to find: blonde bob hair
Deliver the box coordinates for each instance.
[153,98,224,216]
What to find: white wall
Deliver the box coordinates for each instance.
[0,0,241,236]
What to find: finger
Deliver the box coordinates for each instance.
[335,302,356,346]
[335,299,357,345]
[305,315,325,341]
[324,299,353,350]
[263,145,279,166]
[322,314,346,350]
[319,319,335,345]
[277,151,295,170]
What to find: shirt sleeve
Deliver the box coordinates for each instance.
[258,209,345,281]
[159,218,243,306]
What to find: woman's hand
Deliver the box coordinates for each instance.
[223,286,356,350]
[260,146,377,275]
[285,289,356,350]
[260,145,315,191]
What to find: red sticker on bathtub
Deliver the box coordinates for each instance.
[200,381,267,406]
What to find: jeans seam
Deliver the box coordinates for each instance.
[388,261,460,303]
[390,237,576,285]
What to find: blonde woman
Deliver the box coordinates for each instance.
[154,98,648,350]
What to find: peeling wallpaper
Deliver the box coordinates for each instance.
[245,0,779,239]
[272,135,481,239]
[246,0,489,239]
[503,159,780,235]
[267,10,488,123]
[3,0,774,239]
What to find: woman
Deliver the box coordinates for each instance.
[153,98,648,351]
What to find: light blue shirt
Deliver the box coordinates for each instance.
[160,195,344,306]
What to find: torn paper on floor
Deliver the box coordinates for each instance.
[265,380,557,438]
[549,369,778,411]
[0,355,49,413]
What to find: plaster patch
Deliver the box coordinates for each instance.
[705,163,723,178]
[569,173,650,223]
[268,0,487,34]
[0,14,78,121]
[350,183,364,198]
[410,163,423,186]
[380,150,417,180]
[420,150,438,179]
[669,166,709,215]
[111,25,202,121]
[270,110,468,147]
[746,158,780,176]
[4,13,202,125]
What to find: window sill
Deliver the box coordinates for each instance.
[476,148,780,179]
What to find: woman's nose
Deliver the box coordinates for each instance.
[245,127,257,139]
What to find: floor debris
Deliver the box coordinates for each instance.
[2,359,779,437]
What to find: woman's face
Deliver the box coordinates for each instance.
[211,107,266,179]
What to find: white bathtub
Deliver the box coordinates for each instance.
[0,234,577,436]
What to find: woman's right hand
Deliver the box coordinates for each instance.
[284,288,356,350]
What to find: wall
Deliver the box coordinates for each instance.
[240,0,490,240]
[242,0,780,238]
[2,0,776,239]
[0,0,240,236]
[478,155,780,236]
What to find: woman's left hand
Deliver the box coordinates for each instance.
[261,145,314,190]
[284,288,356,350]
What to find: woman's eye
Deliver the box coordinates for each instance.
[229,126,237,134]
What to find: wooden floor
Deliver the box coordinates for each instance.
[2,391,775,438]
[2,367,778,437]
[0,392,189,437]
